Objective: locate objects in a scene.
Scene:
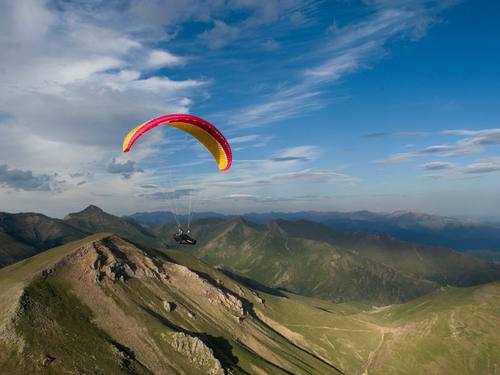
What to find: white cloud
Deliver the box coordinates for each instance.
[463,158,500,175]
[377,128,500,164]
[0,0,213,216]
[199,20,242,49]
[418,161,455,170]
[147,49,186,68]
[229,134,260,144]
[270,145,320,163]
[227,1,455,128]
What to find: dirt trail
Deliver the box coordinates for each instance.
[348,317,391,375]
[362,325,385,375]
[286,323,372,333]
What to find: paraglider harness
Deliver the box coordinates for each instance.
[173,226,197,245]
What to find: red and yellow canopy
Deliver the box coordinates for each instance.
[123,114,232,171]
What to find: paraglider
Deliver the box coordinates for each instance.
[173,225,197,245]
[123,114,232,245]
[123,113,232,171]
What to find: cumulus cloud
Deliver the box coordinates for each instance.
[147,49,185,68]
[0,164,54,191]
[199,20,241,49]
[106,158,142,179]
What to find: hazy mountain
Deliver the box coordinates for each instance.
[64,205,160,247]
[127,211,231,226]
[321,210,500,253]
[170,217,499,305]
[128,209,500,252]
[0,212,87,267]
[270,219,500,287]
[1,234,499,374]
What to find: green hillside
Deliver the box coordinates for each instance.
[2,235,499,374]
[177,218,499,305]
[271,219,500,286]
[0,234,342,374]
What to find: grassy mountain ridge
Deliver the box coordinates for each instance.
[177,218,437,304]
[1,234,499,374]
[0,234,343,374]
[175,217,500,305]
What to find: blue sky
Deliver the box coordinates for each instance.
[0,0,499,219]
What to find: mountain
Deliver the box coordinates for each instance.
[270,219,500,287]
[0,234,343,374]
[321,210,500,253]
[128,209,500,252]
[64,205,160,248]
[3,207,499,306]
[1,234,499,374]
[0,212,88,267]
[173,217,500,305]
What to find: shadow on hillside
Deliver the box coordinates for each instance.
[219,269,288,298]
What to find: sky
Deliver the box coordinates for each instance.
[0,0,499,219]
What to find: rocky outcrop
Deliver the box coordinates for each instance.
[170,332,224,375]
[163,301,176,312]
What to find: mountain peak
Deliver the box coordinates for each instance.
[82,205,105,213]
[64,205,106,220]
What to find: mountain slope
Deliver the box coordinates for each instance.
[0,212,88,267]
[260,281,500,375]
[0,234,342,374]
[178,218,437,305]
[2,234,499,374]
[177,218,500,305]
[64,205,160,247]
[271,219,500,286]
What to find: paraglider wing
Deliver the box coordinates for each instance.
[123,114,232,171]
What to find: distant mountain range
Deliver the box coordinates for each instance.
[2,205,499,306]
[1,233,499,374]
[127,209,500,252]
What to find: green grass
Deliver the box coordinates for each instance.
[0,233,109,324]
[2,233,500,375]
